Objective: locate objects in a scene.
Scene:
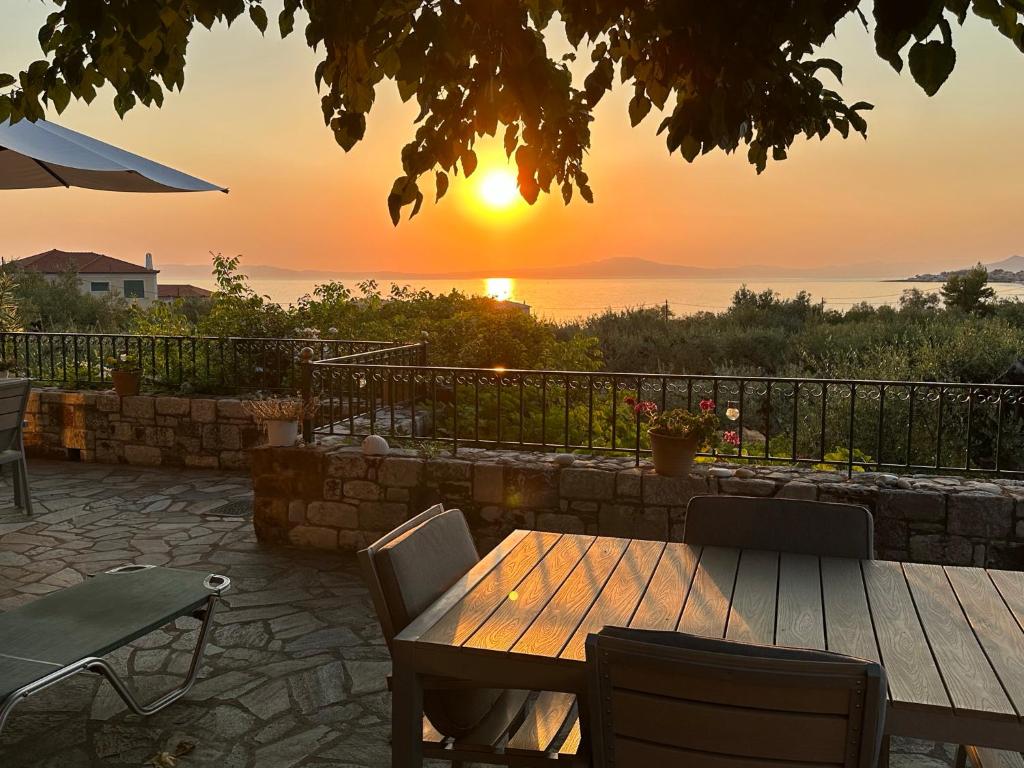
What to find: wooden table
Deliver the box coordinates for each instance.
[392,531,1024,767]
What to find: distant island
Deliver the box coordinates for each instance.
[896,255,1024,283]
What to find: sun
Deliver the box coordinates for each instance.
[478,169,519,210]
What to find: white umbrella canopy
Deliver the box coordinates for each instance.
[0,118,227,193]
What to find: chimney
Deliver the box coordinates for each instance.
[145,252,154,271]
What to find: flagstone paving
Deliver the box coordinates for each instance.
[0,460,960,767]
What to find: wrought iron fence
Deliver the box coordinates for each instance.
[0,332,405,394]
[303,362,1024,477]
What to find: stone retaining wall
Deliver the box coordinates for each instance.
[24,388,263,470]
[252,444,1024,568]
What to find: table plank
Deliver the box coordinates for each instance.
[419,531,561,647]
[726,549,779,645]
[821,557,880,662]
[630,543,701,631]
[947,566,1024,718]
[862,560,949,710]
[989,570,1024,630]
[904,563,1015,719]
[512,536,630,658]
[776,553,825,649]
[677,546,739,638]
[464,535,595,652]
[561,539,665,660]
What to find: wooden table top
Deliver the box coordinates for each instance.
[394,530,1024,750]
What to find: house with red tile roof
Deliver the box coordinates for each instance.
[15,249,160,305]
[157,283,213,301]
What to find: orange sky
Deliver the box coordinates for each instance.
[2,2,1023,276]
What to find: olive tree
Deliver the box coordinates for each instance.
[2,1,1022,223]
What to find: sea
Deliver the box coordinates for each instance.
[156,272,1024,324]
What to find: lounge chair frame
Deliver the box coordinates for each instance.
[0,564,229,734]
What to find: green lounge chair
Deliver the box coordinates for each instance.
[0,564,229,733]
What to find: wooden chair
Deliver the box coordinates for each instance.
[957,745,1024,768]
[585,626,887,768]
[683,494,875,559]
[0,378,33,515]
[358,504,583,766]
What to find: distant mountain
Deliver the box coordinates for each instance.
[161,255,905,282]
[987,255,1024,272]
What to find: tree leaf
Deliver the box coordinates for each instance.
[435,171,449,202]
[0,74,15,89]
[249,5,268,34]
[628,93,651,126]
[908,40,956,96]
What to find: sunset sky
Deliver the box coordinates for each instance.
[2,2,1024,277]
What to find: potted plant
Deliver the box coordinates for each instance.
[106,354,141,396]
[626,396,721,477]
[243,397,313,447]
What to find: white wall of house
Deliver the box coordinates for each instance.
[41,272,160,306]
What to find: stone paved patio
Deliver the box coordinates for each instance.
[0,461,961,768]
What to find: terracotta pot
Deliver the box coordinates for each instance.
[265,419,299,447]
[649,429,700,477]
[111,370,140,397]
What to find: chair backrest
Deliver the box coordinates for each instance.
[586,627,887,768]
[0,378,30,453]
[683,495,875,559]
[357,503,479,648]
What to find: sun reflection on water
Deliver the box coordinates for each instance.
[485,277,514,301]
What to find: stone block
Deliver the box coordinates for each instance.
[155,397,191,416]
[121,396,155,421]
[326,451,368,479]
[289,526,339,550]
[323,479,344,501]
[948,494,1013,538]
[718,477,777,497]
[378,457,423,488]
[560,468,615,500]
[506,464,559,508]
[217,398,246,420]
[776,481,818,501]
[191,399,217,423]
[877,489,945,523]
[124,445,162,466]
[616,468,643,498]
[536,512,585,534]
[219,451,248,470]
[909,534,973,565]
[386,487,410,502]
[358,501,408,531]
[818,483,879,508]
[96,393,121,413]
[598,504,635,538]
[288,500,306,524]
[307,501,358,528]
[425,459,472,483]
[642,473,708,506]
[635,508,670,541]
[344,480,380,501]
[874,518,908,551]
[987,542,1024,570]
[474,464,504,504]
[203,424,241,451]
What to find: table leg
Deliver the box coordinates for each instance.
[392,662,424,768]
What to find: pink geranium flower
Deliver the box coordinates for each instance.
[699,398,716,412]
[723,430,740,447]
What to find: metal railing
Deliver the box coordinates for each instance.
[0,332,405,393]
[302,362,1024,477]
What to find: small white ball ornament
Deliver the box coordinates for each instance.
[362,434,390,456]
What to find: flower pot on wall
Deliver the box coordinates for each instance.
[111,370,140,397]
[265,419,299,447]
[649,430,700,477]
